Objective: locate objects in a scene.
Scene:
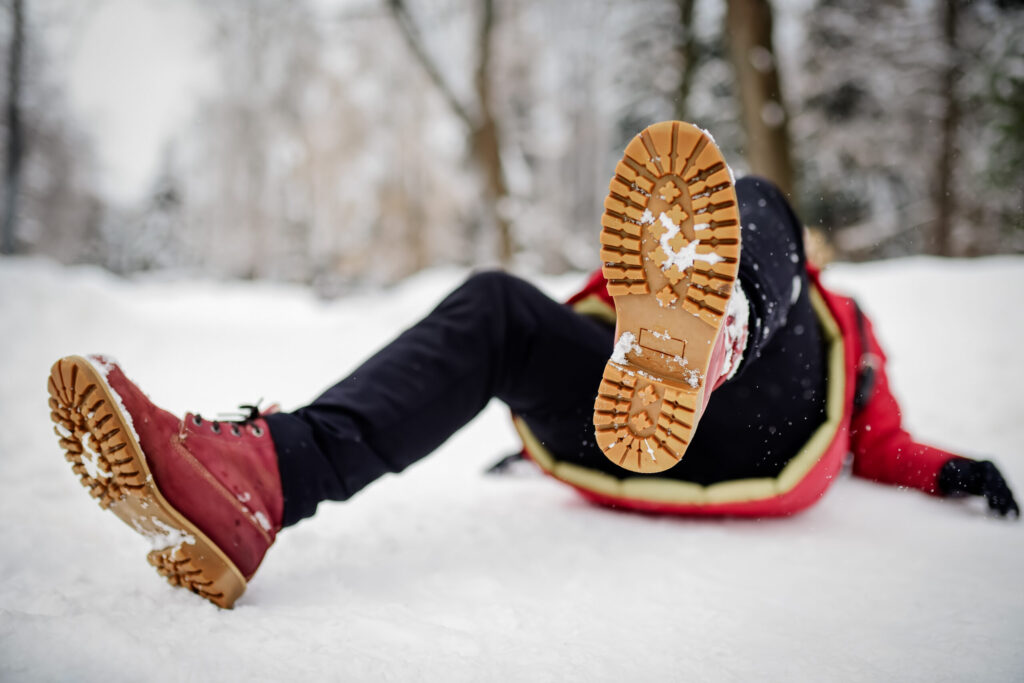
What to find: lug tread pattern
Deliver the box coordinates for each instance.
[48,359,145,508]
[592,364,700,474]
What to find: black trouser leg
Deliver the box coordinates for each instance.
[265,272,615,526]
[732,176,809,366]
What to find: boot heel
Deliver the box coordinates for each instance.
[147,543,242,607]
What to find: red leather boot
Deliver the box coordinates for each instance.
[592,121,748,474]
[47,354,283,608]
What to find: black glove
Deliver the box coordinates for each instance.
[938,459,1020,518]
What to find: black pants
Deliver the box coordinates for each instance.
[266,177,827,527]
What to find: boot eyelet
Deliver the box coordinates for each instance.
[211,423,221,434]
[231,425,241,436]
[192,415,202,426]
[251,425,264,437]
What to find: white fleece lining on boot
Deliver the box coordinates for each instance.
[723,280,750,381]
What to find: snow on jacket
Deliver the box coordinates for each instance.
[511,266,961,516]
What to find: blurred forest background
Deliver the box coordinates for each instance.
[1,0,1022,292]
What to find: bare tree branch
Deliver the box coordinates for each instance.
[385,0,512,263]
[386,0,477,131]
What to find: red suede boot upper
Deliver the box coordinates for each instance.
[91,356,283,580]
[701,309,749,415]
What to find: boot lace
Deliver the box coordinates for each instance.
[190,402,266,437]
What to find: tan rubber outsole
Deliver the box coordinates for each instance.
[593,121,741,474]
[47,355,247,608]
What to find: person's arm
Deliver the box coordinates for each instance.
[848,309,1018,517]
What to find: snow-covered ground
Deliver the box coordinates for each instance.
[0,256,1021,681]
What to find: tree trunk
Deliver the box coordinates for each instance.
[674,0,698,121]
[725,0,795,198]
[932,0,959,256]
[2,0,25,255]
[471,0,512,262]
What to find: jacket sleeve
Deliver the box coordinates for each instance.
[566,268,614,308]
[848,310,966,495]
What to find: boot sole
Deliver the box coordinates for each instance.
[593,122,741,474]
[47,355,247,608]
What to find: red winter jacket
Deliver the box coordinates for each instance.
[512,266,962,516]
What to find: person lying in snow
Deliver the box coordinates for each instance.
[46,121,1018,609]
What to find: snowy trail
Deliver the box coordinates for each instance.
[0,256,1021,681]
